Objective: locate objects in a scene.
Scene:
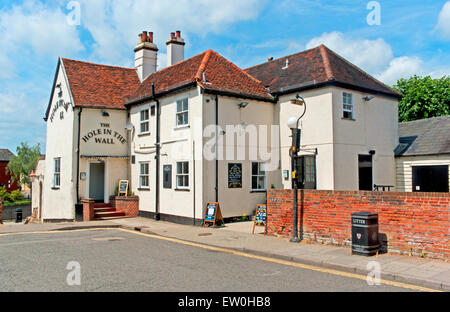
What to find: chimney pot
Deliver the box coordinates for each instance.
[268,57,274,61]
[176,31,181,38]
[171,32,175,39]
[149,32,154,43]
[142,31,148,42]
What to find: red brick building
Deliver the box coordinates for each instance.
[0,149,18,192]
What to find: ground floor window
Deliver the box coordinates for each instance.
[139,162,150,189]
[412,165,449,193]
[252,162,266,191]
[297,155,317,190]
[176,161,189,189]
[53,158,61,188]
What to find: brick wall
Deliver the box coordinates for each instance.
[110,196,139,217]
[267,190,449,259]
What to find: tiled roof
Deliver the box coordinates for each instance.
[245,45,401,98]
[126,50,274,104]
[395,116,450,156]
[62,58,140,109]
[0,149,14,162]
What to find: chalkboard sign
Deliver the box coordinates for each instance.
[228,163,242,188]
[203,202,224,228]
[118,180,129,196]
[252,204,267,235]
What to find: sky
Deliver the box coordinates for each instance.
[0,0,449,154]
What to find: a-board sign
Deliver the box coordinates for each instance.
[228,163,242,188]
[118,180,129,196]
[203,202,224,228]
[252,204,267,235]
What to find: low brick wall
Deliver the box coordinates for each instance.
[110,196,139,217]
[267,190,449,259]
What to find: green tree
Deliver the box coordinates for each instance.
[393,75,450,122]
[6,142,41,187]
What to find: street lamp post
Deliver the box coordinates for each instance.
[287,95,307,243]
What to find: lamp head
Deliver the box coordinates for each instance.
[287,117,298,129]
[290,94,305,106]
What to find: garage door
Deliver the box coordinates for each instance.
[412,165,449,193]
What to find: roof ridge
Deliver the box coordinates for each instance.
[61,58,136,71]
[400,115,450,125]
[319,45,334,81]
[210,50,265,85]
[321,46,401,95]
[245,45,323,71]
[195,50,213,81]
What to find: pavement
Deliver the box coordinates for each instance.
[1,217,449,291]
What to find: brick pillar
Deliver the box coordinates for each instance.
[82,199,95,221]
[0,199,3,225]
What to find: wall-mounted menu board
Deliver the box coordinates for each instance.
[203,202,224,228]
[252,204,267,235]
[228,163,242,188]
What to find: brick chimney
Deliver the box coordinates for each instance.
[135,31,158,82]
[166,30,185,66]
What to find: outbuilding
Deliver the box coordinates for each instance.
[395,116,450,193]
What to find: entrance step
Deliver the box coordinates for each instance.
[94,211,126,219]
[94,203,111,208]
[94,207,116,213]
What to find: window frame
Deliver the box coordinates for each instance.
[53,158,61,188]
[176,161,190,189]
[175,98,189,128]
[298,155,317,190]
[342,92,354,120]
[251,162,267,191]
[139,161,150,189]
[139,108,150,135]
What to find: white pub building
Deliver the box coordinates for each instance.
[33,30,400,224]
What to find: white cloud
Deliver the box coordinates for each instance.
[306,31,449,85]
[0,90,47,150]
[377,57,424,85]
[0,0,84,78]
[76,0,267,66]
[436,1,450,39]
[306,31,393,75]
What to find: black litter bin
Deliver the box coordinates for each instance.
[352,212,379,256]
[15,208,23,223]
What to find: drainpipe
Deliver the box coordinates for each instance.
[153,84,161,221]
[76,107,82,203]
[215,95,219,203]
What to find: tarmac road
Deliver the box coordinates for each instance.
[0,228,422,292]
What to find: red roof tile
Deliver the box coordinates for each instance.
[246,45,401,98]
[126,50,274,104]
[62,58,140,109]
